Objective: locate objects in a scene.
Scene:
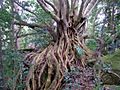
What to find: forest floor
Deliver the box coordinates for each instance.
[102,49,120,90]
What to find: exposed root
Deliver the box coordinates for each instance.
[24,28,94,90]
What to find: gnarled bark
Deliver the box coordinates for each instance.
[24,0,99,90]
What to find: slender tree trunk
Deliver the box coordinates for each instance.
[0,1,6,89]
[10,0,19,89]
[0,28,6,90]
[10,0,17,46]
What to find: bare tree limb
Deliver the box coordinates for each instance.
[76,19,87,31]
[52,0,60,15]
[14,21,47,28]
[0,0,3,8]
[37,0,60,22]
[83,0,99,17]
[59,0,65,18]
[44,0,58,14]
[64,0,69,21]
[75,0,84,26]
[73,0,77,13]
[47,26,57,42]
[83,0,91,11]
[14,21,57,41]
[70,0,77,16]
[71,0,74,12]
[58,0,68,27]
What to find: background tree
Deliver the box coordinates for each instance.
[1,0,52,89]
[89,0,120,55]
[0,0,7,89]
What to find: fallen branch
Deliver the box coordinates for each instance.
[14,21,47,28]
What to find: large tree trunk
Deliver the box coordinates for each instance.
[25,0,99,90]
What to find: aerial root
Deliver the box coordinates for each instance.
[24,31,93,90]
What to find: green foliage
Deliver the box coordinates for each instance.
[3,49,23,89]
[35,8,51,24]
[104,34,112,45]
[93,85,102,90]
[110,85,120,90]
[17,0,51,24]
[30,30,52,48]
[86,39,97,51]
[14,0,52,49]
[19,28,52,49]
[94,85,120,90]
[0,9,12,27]
[103,49,120,70]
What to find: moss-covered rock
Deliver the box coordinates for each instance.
[102,49,120,85]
